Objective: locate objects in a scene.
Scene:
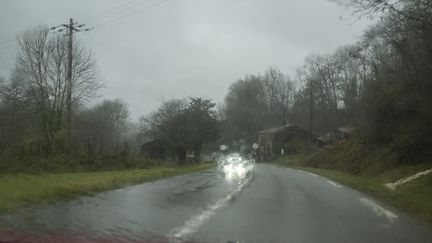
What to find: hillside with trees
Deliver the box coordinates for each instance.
[219,0,432,168]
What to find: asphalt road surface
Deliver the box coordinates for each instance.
[1,164,432,242]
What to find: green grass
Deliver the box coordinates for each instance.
[271,138,432,225]
[0,163,214,213]
[272,154,303,165]
[274,160,432,225]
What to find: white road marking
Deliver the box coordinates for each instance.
[169,175,253,239]
[307,172,319,177]
[326,180,342,188]
[359,197,398,224]
[386,168,432,190]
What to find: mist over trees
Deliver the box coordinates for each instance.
[1,0,431,170]
[75,99,130,160]
[140,97,219,164]
[0,26,136,169]
[220,0,432,161]
[0,25,220,169]
[221,68,295,142]
[333,0,432,159]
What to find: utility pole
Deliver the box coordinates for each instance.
[308,76,314,147]
[50,19,92,152]
[66,18,73,148]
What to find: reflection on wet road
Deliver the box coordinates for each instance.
[1,164,432,242]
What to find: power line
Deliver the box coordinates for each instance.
[84,0,166,28]
[90,0,169,29]
[0,37,16,44]
[0,0,170,53]
[0,35,16,41]
[0,44,17,51]
[78,0,141,22]
[0,0,169,44]
[78,0,155,24]
[0,38,16,44]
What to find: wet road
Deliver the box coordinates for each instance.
[1,164,432,242]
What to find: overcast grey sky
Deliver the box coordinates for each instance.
[0,0,372,121]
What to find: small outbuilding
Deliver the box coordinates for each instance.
[257,123,319,161]
[140,137,166,160]
[336,126,356,140]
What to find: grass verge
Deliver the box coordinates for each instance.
[0,163,214,214]
[275,160,432,225]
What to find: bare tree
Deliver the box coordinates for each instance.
[222,67,296,141]
[140,98,189,162]
[262,67,294,125]
[76,99,129,158]
[140,98,219,164]
[0,72,33,153]
[15,25,102,153]
[334,0,432,28]
[95,99,129,149]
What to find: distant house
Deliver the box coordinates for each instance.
[257,123,320,161]
[336,126,356,140]
[140,137,166,160]
[320,126,356,145]
[186,150,195,163]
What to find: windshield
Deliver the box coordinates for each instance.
[1,0,432,242]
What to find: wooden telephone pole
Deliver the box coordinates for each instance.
[51,19,91,152]
[308,76,314,147]
[66,18,74,146]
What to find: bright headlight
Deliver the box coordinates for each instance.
[235,165,246,177]
[223,164,232,173]
[218,153,254,180]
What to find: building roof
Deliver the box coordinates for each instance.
[258,123,310,135]
[258,123,321,141]
[140,136,156,145]
[337,126,356,134]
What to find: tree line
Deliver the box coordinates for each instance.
[220,0,432,161]
[1,0,431,170]
[0,25,221,168]
[0,26,134,170]
[139,97,219,164]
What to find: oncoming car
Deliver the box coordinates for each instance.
[218,153,255,179]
